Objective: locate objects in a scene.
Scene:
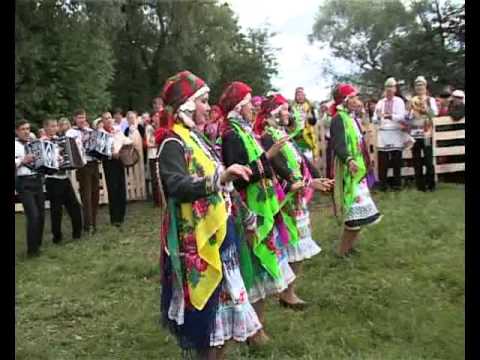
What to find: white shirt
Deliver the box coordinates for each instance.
[373,97,409,151]
[373,96,406,130]
[15,139,36,176]
[101,127,133,155]
[114,118,129,133]
[145,124,158,160]
[66,127,95,163]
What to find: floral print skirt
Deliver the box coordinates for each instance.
[286,202,321,263]
[248,226,296,303]
[344,178,382,230]
[167,243,262,347]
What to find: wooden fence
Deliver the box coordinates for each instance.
[15,161,146,213]
[317,116,465,180]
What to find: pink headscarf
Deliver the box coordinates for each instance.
[252,96,263,107]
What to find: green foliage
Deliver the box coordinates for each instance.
[310,0,465,98]
[15,0,115,124]
[15,0,278,125]
[15,184,464,358]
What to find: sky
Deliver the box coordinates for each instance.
[227,0,351,101]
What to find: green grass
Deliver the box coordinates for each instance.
[15,184,464,359]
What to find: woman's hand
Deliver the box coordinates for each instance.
[220,164,252,184]
[311,178,334,192]
[348,159,359,175]
[290,181,305,192]
[266,136,289,160]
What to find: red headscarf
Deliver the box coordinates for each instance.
[329,83,358,117]
[253,93,288,135]
[218,81,252,116]
[155,70,206,145]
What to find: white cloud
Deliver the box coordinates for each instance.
[227,0,337,101]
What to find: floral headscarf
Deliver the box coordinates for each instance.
[253,93,289,135]
[218,81,252,117]
[155,70,209,144]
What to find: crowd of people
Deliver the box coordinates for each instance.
[15,70,464,359]
[318,77,465,192]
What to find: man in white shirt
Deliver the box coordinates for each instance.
[66,109,100,234]
[113,109,129,133]
[43,119,83,243]
[100,112,133,227]
[373,77,407,191]
[15,119,45,257]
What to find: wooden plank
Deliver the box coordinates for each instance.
[99,164,109,204]
[386,163,465,177]
[387,167,415,177]
[434,116,465,126]
[366,123,379,180]
[401,146,465,159]
[403,150,412,159]
[434,130,465,141]
[434,146,465,156]
[435,162,465,174]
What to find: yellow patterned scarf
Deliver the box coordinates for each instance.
[292,101,319,157]
[172,123,228,310]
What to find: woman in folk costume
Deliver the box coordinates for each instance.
[253,93,334,306]
[125,110,147,200]
[218,82,297,342]
[329,84,382,257]
[156,71,262,359]
[204,105,223,145]
[289,87,319,164]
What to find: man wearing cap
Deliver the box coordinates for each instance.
[373,77,407,191]
[449,90,465,121]
[408,76,438,192]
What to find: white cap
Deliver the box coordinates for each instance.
[415,76,427,85]
[452,90,465,98]
[385,77,397,87]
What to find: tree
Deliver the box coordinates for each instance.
[310,0,465,97]
[15,0,279,122]
[15,0,115,124]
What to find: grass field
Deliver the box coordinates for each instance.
[15,183,465,360]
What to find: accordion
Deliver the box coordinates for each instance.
[24,140,59,174]
[85,130,114,160]
[55,136,86,170]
